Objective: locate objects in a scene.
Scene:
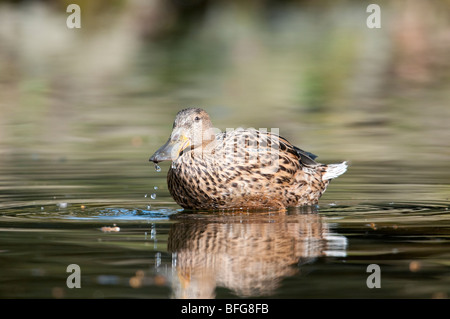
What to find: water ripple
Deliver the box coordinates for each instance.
[64,207,180,221]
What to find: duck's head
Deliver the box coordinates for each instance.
[149,108,215,163]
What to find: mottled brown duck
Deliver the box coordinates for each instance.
[149,108,347,210]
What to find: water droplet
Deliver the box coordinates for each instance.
[154,186,158,190]
[150,225,156,239]
[154,163,161,172]
[155,252,161,267]
[144,194,148,198]
[150,193,156,200]
[147,205,151,209]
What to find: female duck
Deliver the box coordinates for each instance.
[149,108,347,210]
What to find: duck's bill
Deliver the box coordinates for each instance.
[149,136,190,163]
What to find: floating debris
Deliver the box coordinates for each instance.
[129,270,145,288]
[409,260,421,272]
[101,224,120,232]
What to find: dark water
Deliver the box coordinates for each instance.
[1,0,450,299]
[1,157,449,299]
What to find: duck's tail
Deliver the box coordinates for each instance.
[322,161,348,181]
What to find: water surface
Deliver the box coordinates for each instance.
[1,157,449,299]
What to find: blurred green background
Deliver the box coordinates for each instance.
[0,0,449,203]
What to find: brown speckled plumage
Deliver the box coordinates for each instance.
[167,209,345,298]
[150,108,347,210]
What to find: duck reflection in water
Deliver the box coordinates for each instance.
[167,206,347,298]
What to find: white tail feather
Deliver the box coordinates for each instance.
[323,161,348,180]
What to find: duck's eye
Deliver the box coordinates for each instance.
[194,116,201,121]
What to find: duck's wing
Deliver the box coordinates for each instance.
[215,130,318,166]
[293,145,318,161]
[278,135,318,166]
